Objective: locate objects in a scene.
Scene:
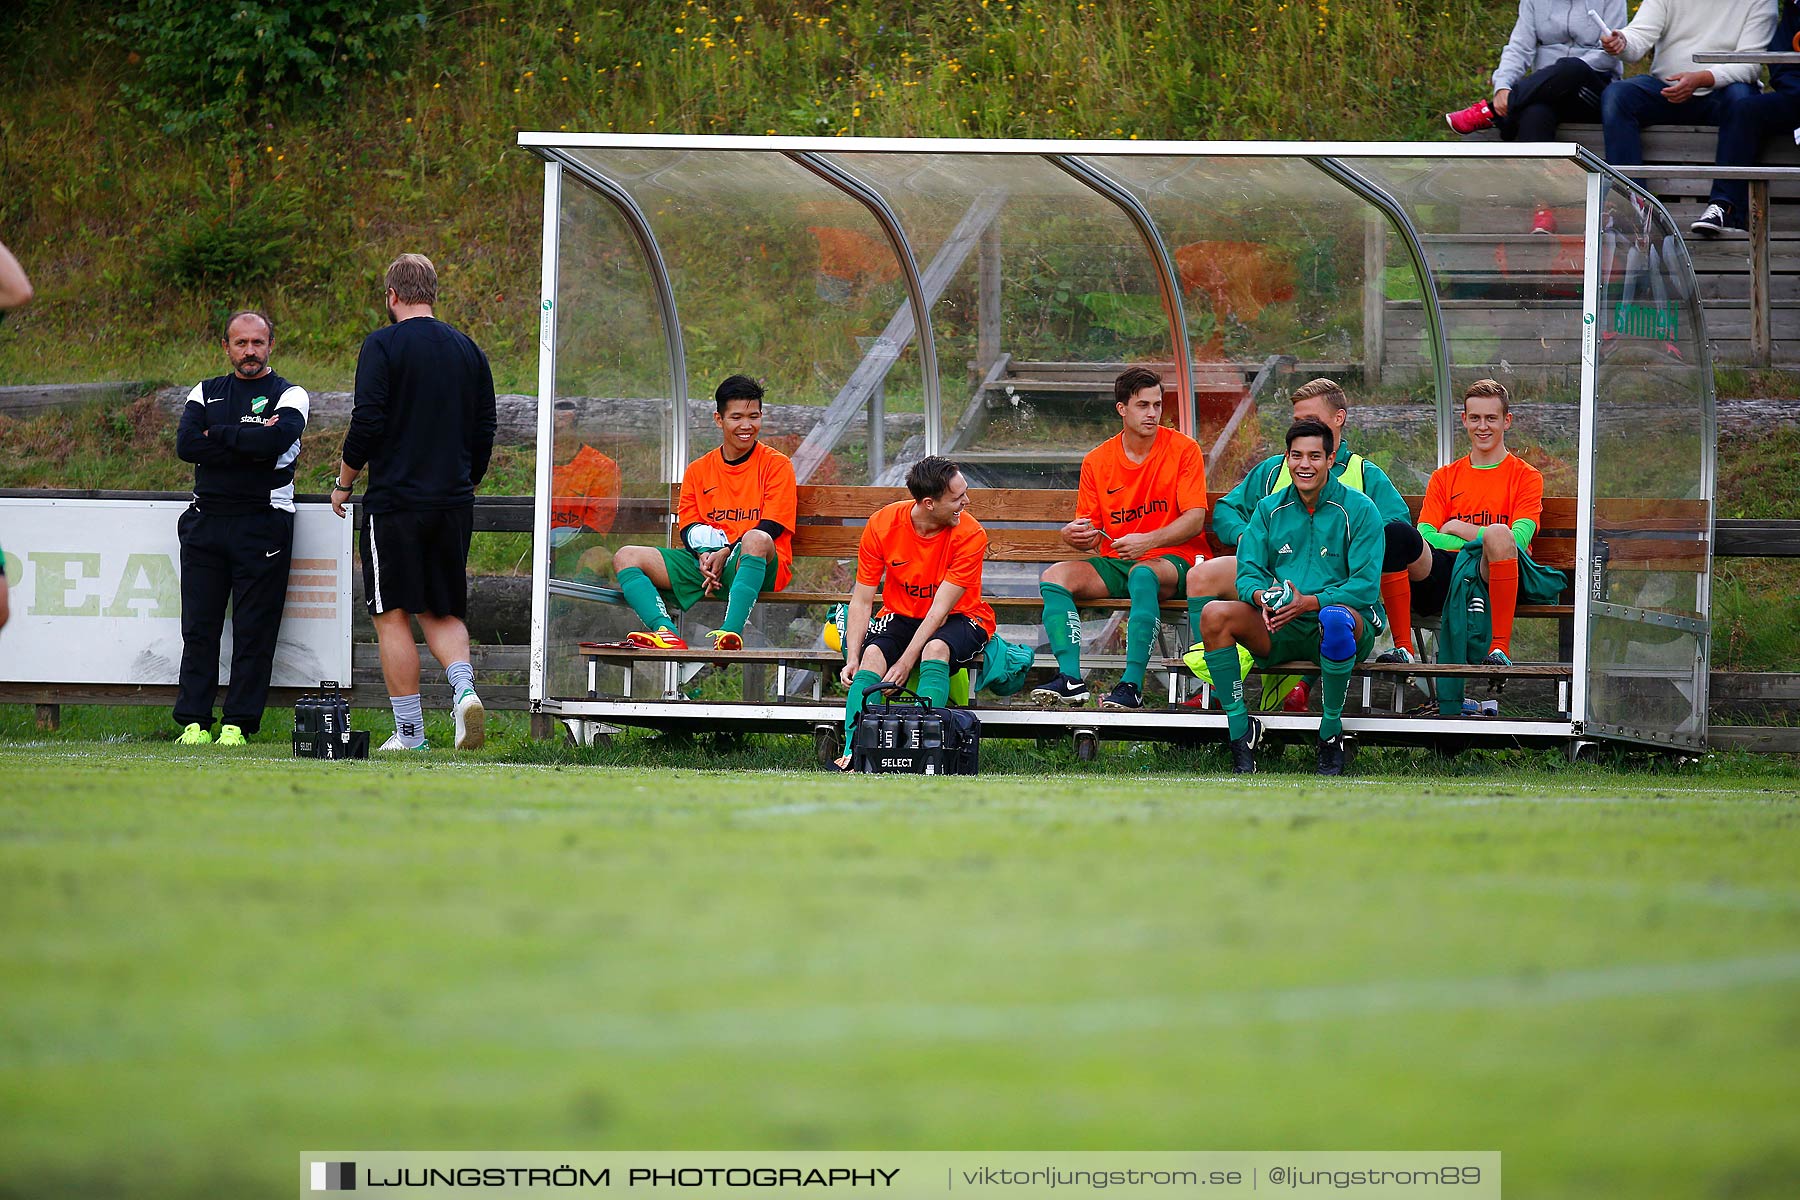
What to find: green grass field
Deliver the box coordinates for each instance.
[3,724,1799,1199]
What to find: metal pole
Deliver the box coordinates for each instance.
[1571,168,1604,733]
[528,159,562,709]
[1050,155,1195,439]
[787,151,942,457]
[1309,156,1453,466]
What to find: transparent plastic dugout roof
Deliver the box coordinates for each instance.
[520,135,1716,751]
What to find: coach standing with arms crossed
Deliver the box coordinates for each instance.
[331,254,497,751]
[173,310,309,745]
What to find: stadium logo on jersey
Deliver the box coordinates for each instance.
[899,580,938,599]
[705,505,761,522]
[1109,498,1169,526]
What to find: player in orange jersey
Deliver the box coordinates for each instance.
[612,375,798,652]
[1032,366,1209,710]
[833,456,995,770]
[1411,379,1545,667]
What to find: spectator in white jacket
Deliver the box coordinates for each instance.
[1599,0,1776,235]
[1447,0,1627,149]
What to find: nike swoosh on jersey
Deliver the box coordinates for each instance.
[1107,485,1125,494]
[890,559,909,566]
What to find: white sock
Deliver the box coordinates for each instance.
[389,693,426,747]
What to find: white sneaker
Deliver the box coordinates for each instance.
[454,688,486,751]
[378,733,428,751]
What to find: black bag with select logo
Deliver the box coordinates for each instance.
[850,683,980,775]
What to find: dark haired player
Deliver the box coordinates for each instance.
[1197,419,1386,776]
[612,374,798,652]
[834,456,994,771]
[1033,366,1209,710]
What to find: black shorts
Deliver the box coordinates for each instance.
[861,612,988,671]
[1411,545,1458,616]
[361,507,474,618]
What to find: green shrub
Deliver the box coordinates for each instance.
[109,1,428,136]
[150,183,300,290]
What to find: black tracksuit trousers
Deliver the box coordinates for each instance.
[173,506,294,734]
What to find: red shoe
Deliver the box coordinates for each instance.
[1531,205,1557,235]
[704,629,743,652]
[1281,680,1313,713]
[1445,99,1496,136]
[625,629,688,650]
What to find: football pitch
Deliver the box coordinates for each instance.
[3,732,1798,1199]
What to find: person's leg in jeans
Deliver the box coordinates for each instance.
[1711,87,1798,224]
[1602,74,1673,165]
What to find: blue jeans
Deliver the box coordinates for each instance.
[1713,89,1800,219]
[1601,74,1761,214]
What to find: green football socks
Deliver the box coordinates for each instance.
[843,668,883,757]
[1319,654,1354,741]
[917,658,951,707]
[618,566,675,631]
[1040,581,1082,677]
[721,551,768,634]
[1123,565,1161,688]
[1187,596,1214,646]
[1204,646,1250,741]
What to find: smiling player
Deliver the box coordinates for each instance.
[611,375,797,652]
[1197,418,1386,776]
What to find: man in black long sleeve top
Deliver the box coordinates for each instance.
[330,253,498,751]
[173,310,309,745]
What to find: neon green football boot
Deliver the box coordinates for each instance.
[216,724,247,746]
[176,723,213,746]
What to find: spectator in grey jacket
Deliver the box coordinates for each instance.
[1447,0,1627,151]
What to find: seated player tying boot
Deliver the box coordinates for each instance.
[1410,379,1563,713]
[1032,365,1209,711]
[1197,418,1386,776]
[611,375,796,651]
[833,456,995,771]
[1186,377,1426,714]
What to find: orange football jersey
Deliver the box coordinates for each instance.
[1076,425,1210,563]
[855,500,996,634]
[677,442,798,589]
[1419,453,1543,543]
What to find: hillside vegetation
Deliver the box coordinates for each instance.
[0,0,1514,391]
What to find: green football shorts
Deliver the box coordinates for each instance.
[1084,553,1192,598]
[655,543,785,610]
[1257,612,1377,668]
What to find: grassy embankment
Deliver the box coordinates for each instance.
[0,0,1520,388]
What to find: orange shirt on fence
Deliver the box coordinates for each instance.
[855,500,996,635]
[1419,453,1544,540]
[676,442,799,590]
[1076,425,1211,564]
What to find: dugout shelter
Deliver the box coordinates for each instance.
[517,134,1714,757]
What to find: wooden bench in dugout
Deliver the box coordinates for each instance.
[575,485,1708,732]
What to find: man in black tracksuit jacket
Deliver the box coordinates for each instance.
[173,310,309,744]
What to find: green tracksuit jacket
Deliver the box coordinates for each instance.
[1235,473,1387,632]
[1211,440,1411,550]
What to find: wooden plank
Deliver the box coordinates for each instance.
[1709,672,1800,703]
[0,382,141,415]
[977,221,1002,374]
[1708,726,1800,753]
[1364,211,1386,382]
[1716,519,1800,557]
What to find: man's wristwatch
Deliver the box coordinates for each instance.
[332,482,353,494]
